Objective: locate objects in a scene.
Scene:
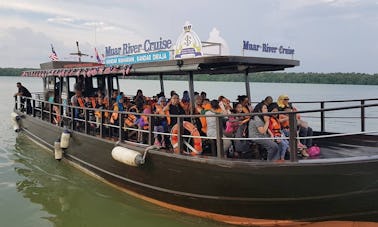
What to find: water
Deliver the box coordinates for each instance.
[1,76,378,226]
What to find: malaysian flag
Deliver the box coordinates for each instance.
[49,44,58,61]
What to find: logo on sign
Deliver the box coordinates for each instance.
[174,22,203,59]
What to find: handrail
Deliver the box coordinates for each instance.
[14,96,378,162]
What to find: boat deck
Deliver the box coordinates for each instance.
[315,134,378,159]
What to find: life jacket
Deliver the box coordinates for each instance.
[269,117,281,137]
[94,104,109,119]
[279,114,289,129]
[77,97,85,108]
[90,97,97,109]
[125,114,137,127]
[110,103,119,124]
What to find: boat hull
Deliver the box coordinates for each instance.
[18,113,378,223]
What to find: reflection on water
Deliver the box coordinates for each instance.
[12,135,231,227]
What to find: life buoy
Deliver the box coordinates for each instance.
[170,121,202,156]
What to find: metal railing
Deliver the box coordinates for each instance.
[14,96,378,162]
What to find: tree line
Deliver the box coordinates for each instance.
[1,68,377,85]
[127,72,378,85]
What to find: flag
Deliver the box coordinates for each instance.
[49,44,58,61]
[125,65,132,75]
[94,48,102,63]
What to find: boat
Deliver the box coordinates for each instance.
[12,25,378,225]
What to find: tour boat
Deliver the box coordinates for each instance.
[12,54,378,226]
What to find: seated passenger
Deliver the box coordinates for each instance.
[225,103,244,135]
[218,95,232,115]
[268,103,289,160]
[205,100,231,155]
[253,96,273,113]
[180,90,190,114]
[163,94,186,130]
[248,104,279,161]
[153,96,168,147]
[277,94,311,157]
[193,95,207,136]
[134,89,146,112]
[237,95,253,125]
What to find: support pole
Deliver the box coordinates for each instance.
[159,73,165,95]
[289,113,298,162]
[188,71,195,115]
[361,100,365,132]
[244,69,251,103]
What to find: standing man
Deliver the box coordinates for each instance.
[14,82,32,114]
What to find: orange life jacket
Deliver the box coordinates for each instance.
[77,97,85,108]
[269,117,281,137]
[110,103,119,124]
[279,114,289,129]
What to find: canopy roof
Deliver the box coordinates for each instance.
[22,55,300,77]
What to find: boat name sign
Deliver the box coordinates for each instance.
[243,40,295,55]
[105,38,172,57]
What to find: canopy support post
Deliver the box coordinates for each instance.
[188,71,195,115]
[159,73,164,95]
[244,69,251,102]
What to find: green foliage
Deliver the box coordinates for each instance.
[127,72,378,85]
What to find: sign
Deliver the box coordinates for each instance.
[242,40,295,55]
[105,51,170,66]
[105,38,172,57]
[174,22,203,59]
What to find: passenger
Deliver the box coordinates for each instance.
[180,90,190,114]
[71,89,85,119]
[268,104,289,160]
[277,95,311,157]
[237,95,252,125]
[153,96,168,147]
[14,82,32,114]
[200,91,207,100]
[137,104,151,143]
[218,96,232,115]
[205,100,231,155]
[253,96,273,113]
[134,89,146,112]
[84,97,96,126]
[110,90,119,107]
[95,96,109,128]
[225,103,244,135]
[193,95,207,136]
[163,94,186,129]
[124,104,138,141]
[248,104,279,161]
[202,98,211,111]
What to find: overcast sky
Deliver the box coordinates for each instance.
[1,0,377,73]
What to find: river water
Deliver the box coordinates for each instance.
[1,76,377,227]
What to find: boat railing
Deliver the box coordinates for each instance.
[14,96,378,162]
[285,98,378,132]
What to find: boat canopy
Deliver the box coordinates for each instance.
[21,56,300,77]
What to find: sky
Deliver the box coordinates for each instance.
[0,0,377,73]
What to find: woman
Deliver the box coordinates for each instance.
[248,104,279,161]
